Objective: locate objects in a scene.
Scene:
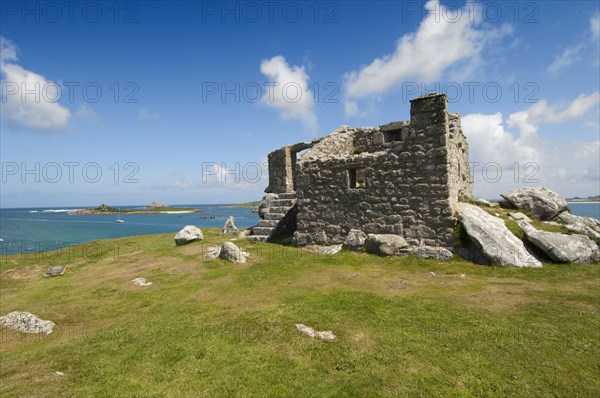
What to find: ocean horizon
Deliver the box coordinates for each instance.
[1,202,598,255]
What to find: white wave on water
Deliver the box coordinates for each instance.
[41,209,82,213]
[28,210,38,213]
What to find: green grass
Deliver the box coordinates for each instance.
[1,231,599,397]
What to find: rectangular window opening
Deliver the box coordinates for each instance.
[383,129,402,143]
[349,168,366,189]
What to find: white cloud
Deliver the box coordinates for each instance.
[574,140,599,160]
[547,12,600,75]
[463,94,600,199]
[462,112,542,168]
[507,92,600,134]
[591,11,600,42]
[259,55,318,134]
[343,0,510,115]
[75,105,100,124]
[344,100,358,117]
[547,45,583,76]
[138,107,160,121]
[0,36,70,132]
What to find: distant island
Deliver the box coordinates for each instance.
[145,201,166,208]
[70,204,203,215]
[566,195,600,202]
[221,201,261,208]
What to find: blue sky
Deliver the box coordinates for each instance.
[1,0,599,207]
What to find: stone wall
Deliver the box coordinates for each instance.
[290,93,472,248]
[266,146,292,194]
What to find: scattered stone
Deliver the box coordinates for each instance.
[295,324,337,341]
[455,203,542,267]
[315,331,337,341]
[132,277,153,287]
[474,198,492,207]
[219,242,247,263]
[460,274,466,278]
[518,221,600,264]
[174,225,203,246]
[342,229,367,251]
[304,244,342,255]
[365,234,408,256]
[501,187,568,220]
[0,311,55,334]
[429,272,436,276]
[54,371,65,377]
[221,216,239,236]
[554,211,600,244]
[204,245,221,260]
[238,229,251,239]
[407,246,453,261]
[508,212,532,223]
[45,264,67,277]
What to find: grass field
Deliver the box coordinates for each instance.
[1,230,599,397]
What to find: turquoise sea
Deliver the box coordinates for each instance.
[0,205,259,255]
[0,203,598,255]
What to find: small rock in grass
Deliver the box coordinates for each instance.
[295,323,337,341]
[174,225,203,246]
[221,216,239,236]
[219,242,247,263]
[132,277,153,287]
[0,311,55,334]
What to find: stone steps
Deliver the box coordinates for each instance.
[269,206,292,214]
[277,192,297,200]
[264,212,286,220]
[252,226,276,236]
[257,219,280,227]
[248,192,297,242]
[270,198,296,207]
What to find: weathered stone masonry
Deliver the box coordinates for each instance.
[251,93,473,248]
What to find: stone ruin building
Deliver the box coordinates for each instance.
[248,93,473,250]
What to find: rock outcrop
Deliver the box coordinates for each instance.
[365,234,408,256]
[554,211,600,244]
[474,198,497,207]
[221,216,239,236]
[455,203,542,267]
[304,245,343,255]
[342,229,368,251]
[174,225,204,246]
[518,221,600,264]
[219,242,247,263]
[508,212,532,223]
[501,187,568,220]
[405,246,453,261]
[0,311,55,334]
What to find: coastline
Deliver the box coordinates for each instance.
[69,209,203,215]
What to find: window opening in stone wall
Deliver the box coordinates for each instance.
[348,168,366,189]
[383,129,402,143]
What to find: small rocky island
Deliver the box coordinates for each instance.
[70,203,202,215]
